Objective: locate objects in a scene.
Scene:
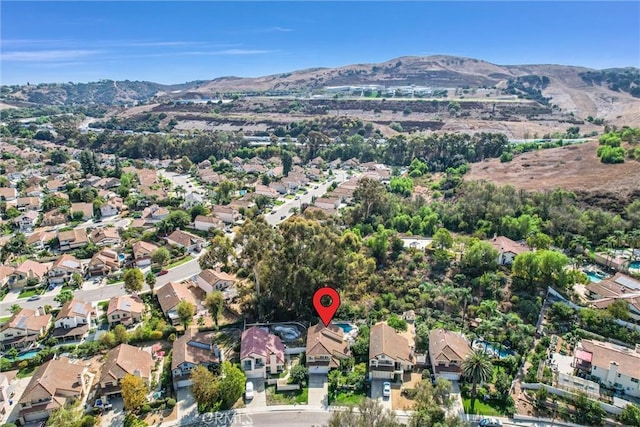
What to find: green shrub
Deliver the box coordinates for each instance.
[500,152,513,162]
[166,398,176,408]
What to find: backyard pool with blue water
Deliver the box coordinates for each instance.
[334,323,354,333]
[474,340,514,359]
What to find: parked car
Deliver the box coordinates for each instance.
[382,382,391,397]
[158,270,169,276]
[479,418,502,427]
[245,381,254,400]
[27,295,41,301]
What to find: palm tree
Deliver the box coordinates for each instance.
[477,300,499,319]
[462,349,493,413]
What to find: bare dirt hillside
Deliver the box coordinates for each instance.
[466,141,640,197]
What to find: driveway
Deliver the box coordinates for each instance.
[99,396,125,427]
[370,379,392,410]
[448,381,464,417]
[244,378,266,409]
[177,387,199,424]
[308,374,328,408]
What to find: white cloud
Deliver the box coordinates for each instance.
[182,49,276,56]
[0,50,101,62]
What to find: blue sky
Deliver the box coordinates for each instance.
[1,1,639,85]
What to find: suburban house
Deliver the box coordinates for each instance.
[0,187,17,202]
[574,339,640,398]
[0,307,52,351]
[132,241,160,267]
[0,373,9,420]
[90,227,121,247]
[0,265,14,289]
[18,357,89,425]
[70,202,94,220]
[99,198,123,217]
[586,273,640,300]
[107,295,145,327]
[88,249,121,276]
[8,260,50,288]
[369,322,415,381]
[47,254,84,285]
[306,323,350,374]
[41,210,67,227]
[428,329,472,381]
[141,204,169,224]
[195,269,235,293]
[156,281,198,326]
[16,197,41,212]
[166,229,206,253]
[212,205,240,224]
[15,211,38,232]
[99,344,154,398]
[52,299,94,342]
[590,294,640,321]
[489,236,530,265]
[240,326,285,379]
[171,328,222,388]
[193,215,224,233]
[314,197,340,211]
[57,228,89,252]
[183,192,204,209]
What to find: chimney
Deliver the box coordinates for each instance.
[606,361,619,384]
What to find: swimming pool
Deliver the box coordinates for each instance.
[630,261,640,270]
[118,253,125,261]
[16,350,40,361]
[334,323,354,333]
[474,340,514,359]
[586,272,603,283]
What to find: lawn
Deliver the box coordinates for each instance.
[0,316,11,324]
[284,194,295,200]
[17,289,42,299]
[266,386,308,405]
[332,391,366,406]
[462,397,507,416]
[165,255,194,269]
[274,200,285,206]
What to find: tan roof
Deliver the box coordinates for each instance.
[171,328,220,370]
[107,295,145,316]
[52,254,82,271]
[428,329,472,364]
[19,357,83,406]
[90,227,120,242]
[57,228,88,244]
[0,188,17,199]
[194,215,223,225]
[1,308,51,332]
[306,323,349,367]
[212,205,237,215]
[369,322,413,363]
[156,281,197,314]
[70,202,93,218]
[490,236,530,255]
[0,265,15,281]
[590,294,640,313]
[55,299,93,321]
[586,273,640,298]
[17,196,40,207]
[26,230,56,245]
[578,339,640,379]
[132,240,159,257]
[198,269,235,285]
[15,260,50,278]
[100,344,154,383]
[167,229,204,248]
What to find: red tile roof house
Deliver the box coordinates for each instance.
[132,241,160,267]
[47,254,84,285]
[88,249,121,277]
[306,323,350,374]
[195,269,236,294]
[9,260,51,289]
[52,299,94,343]
[18,357,89,425]
[0,307,52,351]
[57,228,89,252]
[241,326,285,379]
[156,281,198,326]
[428,328,472,381]
[107,295,145,327]
[171,328,222,389]
[166,229,206,253]
[489,236,531,265]
[368,322,415,381]
[70,202,94,220]
[99,344,154,398]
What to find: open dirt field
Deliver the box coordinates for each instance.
[466,140,640,196]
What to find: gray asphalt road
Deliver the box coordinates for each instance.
[185,411,332,427]
[0,258,202,313]
[265,170,353,226]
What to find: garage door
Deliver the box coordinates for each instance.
[175,379,193,388]
[308,366,329,375]
[24,410,48,422]
[370,370,393,380]
[437,372,460,381]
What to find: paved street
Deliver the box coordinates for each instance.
[265,170,354,227]
[0,257,202,314]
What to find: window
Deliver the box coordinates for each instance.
[617,373,621,378]
[631,378,639,383]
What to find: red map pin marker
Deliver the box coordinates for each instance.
[313,287,341,327]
